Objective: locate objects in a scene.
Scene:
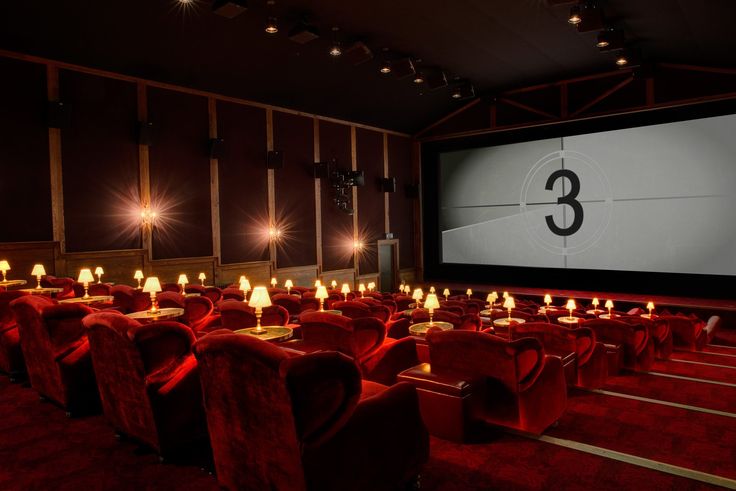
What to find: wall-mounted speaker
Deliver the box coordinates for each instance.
[344,42,374,66]
[314,162,330,179]
[137,121,155,146]
[267,150,284,169]
[351,170,365,186]
[47,101,71,129]
[380,177,396,192]
[405,183,419,199]
[212,0,247,18]
[209,138,225,159]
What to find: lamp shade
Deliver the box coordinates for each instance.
[78,268,95,284]
[249,286,272,308]
[142,277,162,294]
[240,279,251,292]
[358,283,366,292]
[284,279,293,289]
[412,288,424,301]
[271,277,277,287]
[0,260,9,272]
[198,272,206,281]
[486,293,495,303]
[94,266,104,276]
[502,291,509,299]
[178,274,189,285]
[466,288,473,296]
[331,280,337,288]
[424,293,440,310]
[315,280,322,288]
[429,286,435,294]
[404,285,411,294]
[368,282,375,290]
[592,297,600,307]
[566,299,577,311]
[503,296,515,310]
[605,300,614,309]
[341,283,350,295]
[134,270,144,280]
[646,301,655,311]
[31,264,46,277]
[315,285,329,300]
[443,288,450,296]
[544,294,552,304]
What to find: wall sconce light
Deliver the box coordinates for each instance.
[141,205,157,229]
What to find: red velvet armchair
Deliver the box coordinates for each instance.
[272,293,302,319]
[157,291,186,309]
[288,312,419,386]
[183,295,215,332]
[82,312,208,458]
[332,300,391,322]
[620,315,672,359]
[221,287,244,301]
[11,296,99,414]
[193,331,429,491]
[0,290,29,379]
[184,284,207,296]
[111,285,136,313]
[203,286,222,303]
[41,275,75,299]
[582,318,655,372]
[661,314,721,351]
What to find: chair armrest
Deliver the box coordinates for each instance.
[129,321,195,377]
[361,337,419,386]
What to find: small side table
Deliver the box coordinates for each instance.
[0,279,27,289]
[493,317,527,328]
[318,309,342,316]
[126,308,184,322]
[640,313,657,320]
[59,295,114,305]
[409,321,453,337]
[18,287,63,296]
[235,326,293,343]
[558,316,582,326]
[598,313,618,320]
[586,309,605,316]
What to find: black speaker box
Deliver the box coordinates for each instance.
[380,177,396,192]
[47,101,71,129]
[212,0,247,18]
[138,121,155,146]
[209,138,225,159]
[344,42,374,66]
[267,150,284,169]
[351,170,365,186]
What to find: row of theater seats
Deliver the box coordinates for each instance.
[0,285,723,489]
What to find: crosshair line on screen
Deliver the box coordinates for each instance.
[442,193,725,210]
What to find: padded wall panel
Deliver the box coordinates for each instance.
[216,101,269,264]
[148,87,212,259]
[0,58,52,242]
[60,70,140,252]
[319,121,354,272]
[356,128,385,274]
[272,111,316,268]
[388,135,415,269]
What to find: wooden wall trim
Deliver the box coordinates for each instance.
[313,119,323,273]
[208,97,222,275]
[350,125,359,276]
[266,109,276,270]
[46,65,65,257]
[382,133,390,234]
[0,49,409,138]
[412,140,423,281]
[137,81,152,264]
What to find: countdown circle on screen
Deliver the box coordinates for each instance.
[520,150,613,256]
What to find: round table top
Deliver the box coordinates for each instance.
[318,309,342,315]
[493,317,527,327]
[409,321,453,337]
[538,306,563,314]
[184,292,201,297]
[558,316,583,325]
[640,313,657,319]
[0,279,27,287]
[598,313,618,320]
[19,287,64,295]
[402,308,417,316]
[126,308,184,322]
[480,308,503,317]
[235,326,293,342]
[586,309,605,315]
[59,295,114,305]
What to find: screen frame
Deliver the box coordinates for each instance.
[421,99,736,299]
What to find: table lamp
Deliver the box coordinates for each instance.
[592,297,600,311]
[271,277,277,288]
[284,279,293,295]
[399,281,405,293]
[443,288,450,301]
[94,266,104,284]
[425,293,440,325]
[466,288,473,299]
[315,285,329,311]
[31,264,46,289]
[134,270,144,289]
[412,288,424,309]
[503,296,515,321]
[198,272,206,286]
[486,292,496,308]
[331,280,337,289]
[78,268,95,299]
[566,299,576,320]
[404,285,411,294]
[178,274,189,293]
[0,260,10,282]
[544,294,552,309]
[315,279,322,288]
[368,282,375,292]
[249,286,272,333]
[489,291,498,306]
[239,277,251,303]
[429,286,435,294]
[358,283,366,298]
[341,283,350,301]
[503,291,509,300]
[605,300,614,317]
[646,301,655,317]
[143,277,162,313]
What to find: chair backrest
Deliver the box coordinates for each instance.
[331,301,372,320]
[427,330,545,393]
[111,284,136,313]
[411,309,480,331]
[356,297,381,307]
[221,287,244,301]
[658,315,702,345]
[183,295,214,328]
[185,284,207,296]
[437,305,464,316]
[290,286,310,296]
[300,297,320,313]
[131,289,153,312]
[193,331,362,491]
[272,293,301,316]
[41,275,75,298]
[582,318,647,354]
[157,291,186,309]
[394,295,414,311]
[381,299,397,314]
[511,322,579,358]
[440,300,467,314]
[268,287,287,297]
[299,312,386,362]
[0,290,28,329]
[203,286,222,303]
[161,282,181,293]
[88,282,112,297]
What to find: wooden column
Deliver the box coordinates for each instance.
[350,125,359,278]
[137,81,153,266]
[383,133,390,235]
[47,65,66,257]
[313,119,323,274]
[412,140,423,281]
[266,109,277,271]
[208,97,221,281]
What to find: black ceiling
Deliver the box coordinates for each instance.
[1,0,734,133]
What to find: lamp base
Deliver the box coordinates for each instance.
[251,329,269,335]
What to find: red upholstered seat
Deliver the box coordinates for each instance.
[355,297,381,307]
[131,289,153,312]
[424,330,567,435]
[440,300,467,314]
[582,318,654,371]
[0,291,29,379]
[193,331,429,491]
[11,296,99,414]
[202,286,222,303]
[332,300,388,322]
[660,314,720,351]
[511,322,608,389]
[221,287,244,301]
[289,312,419,386]
[272,293,301,317]
[41,275,75,299]
[161,282,182,293]
[300,297,321,313]
[111,284,137,313]
[82,312,207,457]
[412,309,481,331]
[182,295,215,332]
[268,287,287,296]
[394,295,414,311]
[184,284,207,296]
[620,315,672,359]
[157,291,186,310]
[217,301,290,331]
[88,282,112,297]
[290,286,310,296]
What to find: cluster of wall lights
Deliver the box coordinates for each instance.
[567,1,636,68]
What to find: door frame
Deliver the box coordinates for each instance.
[377,239,399,292]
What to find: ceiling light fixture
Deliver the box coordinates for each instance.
[329,27,342,57]
[450,80,475,100]
[615,53,629,66]
[379,48,392,74]
[568,5,582,25]
[413,72,425,84]
[264,0,277,34]
[596,31,610,48]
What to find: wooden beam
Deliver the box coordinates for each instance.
[570,76,634,118]
[658,63,736,76]
[47,65,65,255]
[560,83,569,119]
[208,97,221,279]
[415,98,482,137]
[266,109,276,271]
[383,133,390,235]
[350,125,359,277]
[137,82,153,265]
[646,77,655,106]
[498,96,557,120]
[313,119,322,274]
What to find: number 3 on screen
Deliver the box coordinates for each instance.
[545,169,583,237]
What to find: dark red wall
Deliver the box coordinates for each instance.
[388,135,415,269]
[319,121,354,272]
[216,101,269,264]
[0,58,52,242]
[356,128,385,274]
[148,87,212,259]
[60,70,140,252]
[272,111,317,268]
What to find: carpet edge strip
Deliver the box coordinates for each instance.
[585,388,736,419]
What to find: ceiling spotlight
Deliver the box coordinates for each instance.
[413,72,425,84]
[568,5,582,25]
[380,62,392,74]
[264,0,277,34]
[450,80,475,100]
[615,54,629,66]
[596,31,609,48]
[329,27,342,57]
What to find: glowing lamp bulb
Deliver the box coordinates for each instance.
[284,279,293,294]
[503,296,515,321]
[429,286,436,294]
[198,272,206,286]
[178,274,188,292]
[315,285,329,311]
[368,282,375,292]
[412,288,424,309]
[249,286,272,332]
[544,294,552,308]
[340,283,350,301]
[592,297,600,308]
[314,280,322,288]
[331,280,337,289]
[271,277,277,288]
[94,266,104,283]
[134,270,144,289]
[142,277,162,313]
[424,293,440,325]
[466,288,472,299]
[605,300,614,317]
[566,299,576,320]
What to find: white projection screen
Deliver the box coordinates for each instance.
[439,113,736,276]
